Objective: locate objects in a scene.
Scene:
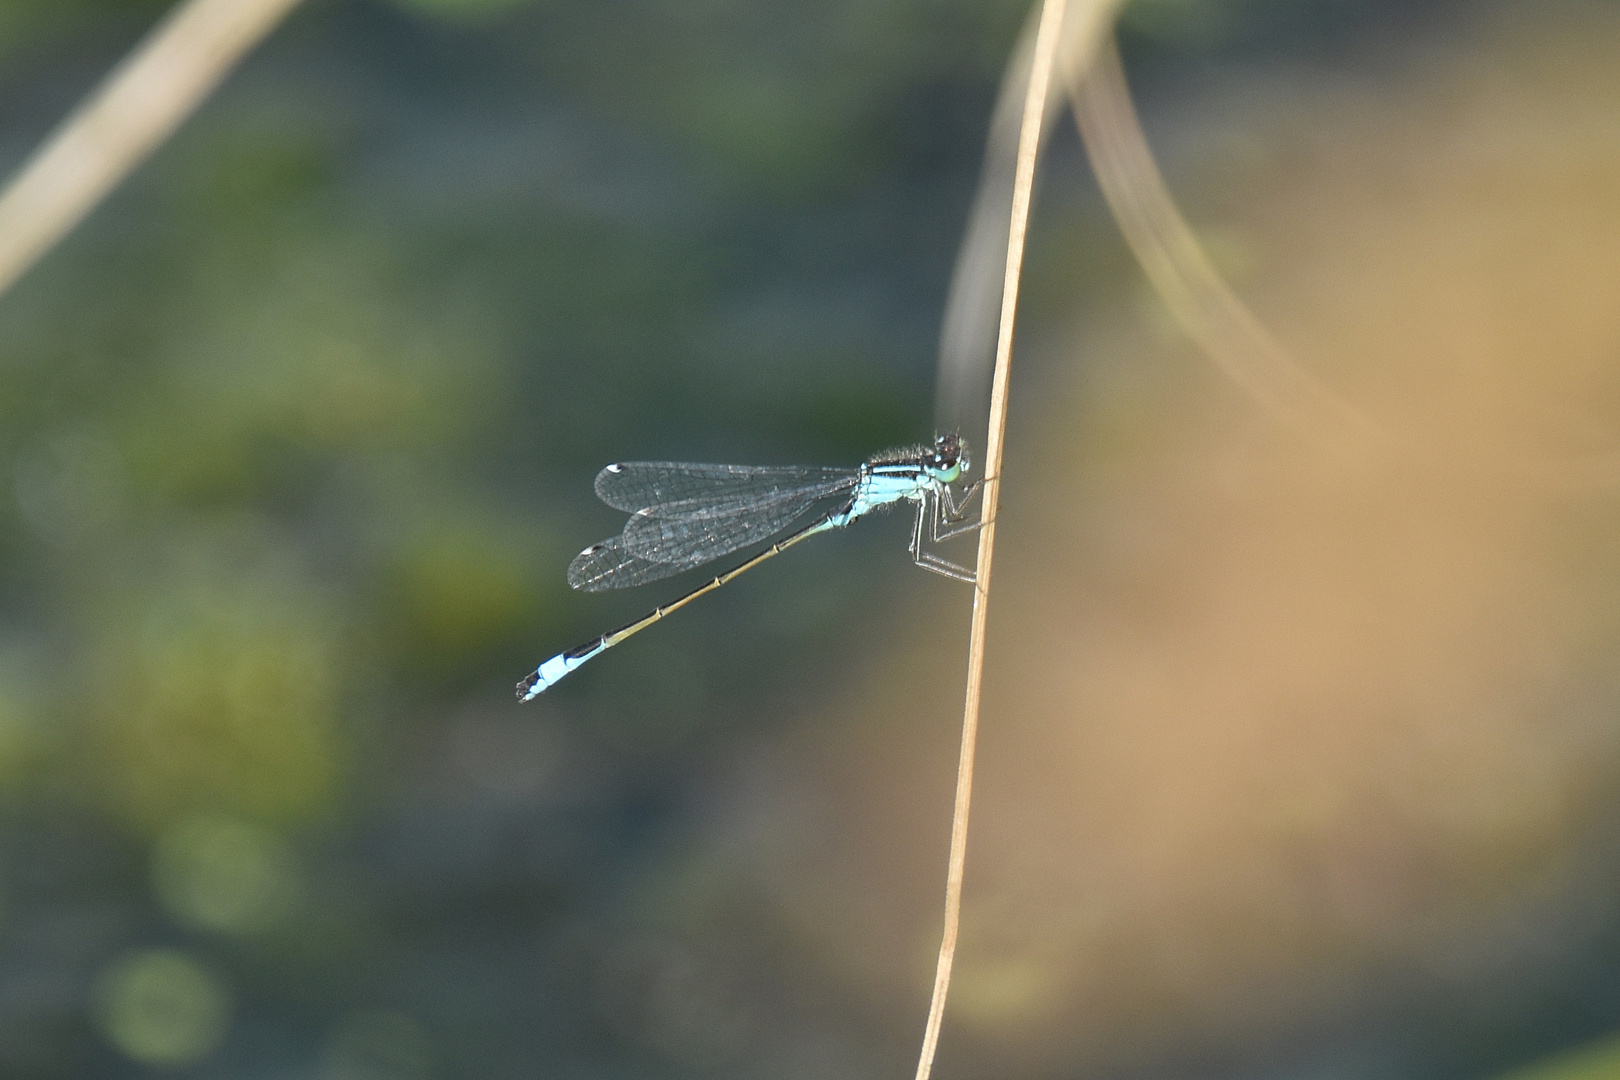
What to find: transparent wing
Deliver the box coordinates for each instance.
[567,488,838,591]
[567,537,706,592]
[595,462,855,514]
[620,487,839,566]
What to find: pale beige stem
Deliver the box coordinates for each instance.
[1067,36,1620,488]
[0,0,307,300]
[1068,37,1388,450]
[912,0,1070,1077]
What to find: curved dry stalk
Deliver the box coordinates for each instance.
[913,0,1076,1077]
[935,0,1128,438]
[1069,33,1620,488]
[0,0,307,300]
[1069,38,1389,451]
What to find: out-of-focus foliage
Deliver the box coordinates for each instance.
[1502,1035,1620,1080]
[150,814,304,934]
[0,0,1024,1075]
[2,0,1620,1078]
[93,948,232,1067]
[0,0,166,66]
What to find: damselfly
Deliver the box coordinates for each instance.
[517,433,982,700]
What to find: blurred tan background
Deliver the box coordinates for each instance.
[713,2,1620,1077]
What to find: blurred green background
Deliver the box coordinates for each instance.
[6,0,1620,1078]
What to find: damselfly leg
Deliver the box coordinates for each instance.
[908,480,986,583]
[935,476,985,540]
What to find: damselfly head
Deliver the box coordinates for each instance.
[928,432,967,480]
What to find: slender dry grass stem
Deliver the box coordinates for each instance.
[912,0,1069,1077]
[1068,37,1386,450]
[1067,35,1620,490]
[0,0,307,301]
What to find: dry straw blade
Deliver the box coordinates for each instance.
[1069,36,1389,449]
[913,0,1129,1076]
[1066,28,1620,489]
[0,0,307,300]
